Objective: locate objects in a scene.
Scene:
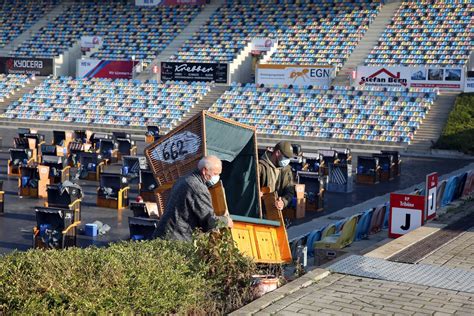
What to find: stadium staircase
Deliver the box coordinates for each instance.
[331,0,401,86]
[0,1,72,56]
[137,0,225,81]
[172,85,229,132]
[0,77,46,115]
[407,92,457,153]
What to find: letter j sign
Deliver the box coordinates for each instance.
[389,193,425,238]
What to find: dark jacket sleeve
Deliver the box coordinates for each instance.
[190,187,226,232]
[280,167,296,208]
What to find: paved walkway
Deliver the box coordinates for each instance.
[234,201,474,315]
[256,273,473,316]
[419,228,474,272]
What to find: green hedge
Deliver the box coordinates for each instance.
[0,230,257,314]
[435,93,474,154]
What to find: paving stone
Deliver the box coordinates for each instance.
[256,303,287,314]
[297,308,322,315]
[401,304,424,313]
[331,301,361,310]
[422,305,458,314]
[275,311,302,316]
[362,306,391,314]
[311,302,344,311]
[317,309,349,316]
[291,302,322,312]
[353,310,378,316]
[381,306,412,315]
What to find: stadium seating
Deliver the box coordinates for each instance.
[171,0,381,70]
[2,78,213,129]
[0,0,59,48]
[11,1,202,65]
[0,75,30,102]
[209,83,437,143]
[365,1,471,66]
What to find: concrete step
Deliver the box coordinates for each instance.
[1,2,70,53]
[332,0,402,85]
[0,77,46,114]
[138,0,225,80]
[167,85,229,132]
[407,93,457,152]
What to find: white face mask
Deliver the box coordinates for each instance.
[206,174,220,187]
[278,158,291,168]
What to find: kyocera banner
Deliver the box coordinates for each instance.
[135,0,206,5]
[356,65,465,91]
[0,57,53,76]
[80,36,103,52]
[256,64,334,87]
[161,61,228,84]
[77,59,138,79]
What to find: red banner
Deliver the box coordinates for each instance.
[77,59,138,79]
[389,193,425,238]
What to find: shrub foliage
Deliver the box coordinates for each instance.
[435,93,474,154]
[0,229,257,314]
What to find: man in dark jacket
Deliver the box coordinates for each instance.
[154,155,233,241]
[259,141,296,211]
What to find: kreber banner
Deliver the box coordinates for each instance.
[389,193,425,238]
[256,64,334,87]
[160,61,228,84]
[356,65,465,91]
[0,57,53,76]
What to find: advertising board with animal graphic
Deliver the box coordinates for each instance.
[256,64,334,87]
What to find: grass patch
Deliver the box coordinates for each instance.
[434,93,474,154]
[0,230,258,314]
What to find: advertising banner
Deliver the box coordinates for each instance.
[162,0,207,3]
[256,64,334,87]
[77,59,138,79]
[389,193,425,238]
[425,172,438,222]
[136,0,206,5]
[135,0,161,5]
[80,36,103,52]
[251,38,277,52]
[161,61,228,84]
[464,71,474,92]
[356,65,465,91]
[0,57,53,76]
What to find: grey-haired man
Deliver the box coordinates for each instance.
[154,155,233,241]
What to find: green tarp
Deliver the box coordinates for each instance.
[205,116,260,218]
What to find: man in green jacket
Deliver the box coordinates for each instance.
[259,141,296,211]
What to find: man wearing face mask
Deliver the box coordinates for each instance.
[154,155,233,241]
[259,141,296,211]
